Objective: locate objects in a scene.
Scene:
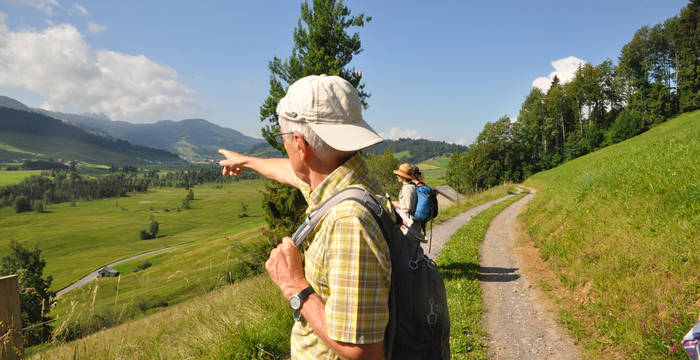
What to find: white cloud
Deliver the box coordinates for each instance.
[70,3,88,16]
[9,0,60,15]
[532,56,586,92]
[380,127,427,140]
[0,18,195,122]
[87,22,106,34]
[452,138,468,146]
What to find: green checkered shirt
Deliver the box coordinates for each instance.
[290,152,392,359]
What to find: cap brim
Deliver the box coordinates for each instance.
[308,119,384,151]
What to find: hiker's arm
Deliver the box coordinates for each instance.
[265,237,385,360]
[218,149,297,187]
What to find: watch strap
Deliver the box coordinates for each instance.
[295,286,315,304]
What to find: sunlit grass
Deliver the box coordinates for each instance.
[0,169,42,185]
[522,110,700,359]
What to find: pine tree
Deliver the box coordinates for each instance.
[258,0,371,243]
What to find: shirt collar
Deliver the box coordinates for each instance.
[296,152,369,209]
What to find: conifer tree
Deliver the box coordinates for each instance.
[258,0,371,242]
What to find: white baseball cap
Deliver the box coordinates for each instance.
[276,74,384,151]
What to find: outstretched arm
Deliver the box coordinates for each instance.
[218,149,297,188]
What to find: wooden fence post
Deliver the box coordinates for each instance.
[0,275,24,360]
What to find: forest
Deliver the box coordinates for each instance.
[446,1,699,194]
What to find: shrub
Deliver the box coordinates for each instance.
[134,261,152,272]
[139,230,153,240]
[13,195,31,213]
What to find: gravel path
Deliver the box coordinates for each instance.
[480,189,580,360]
[56,245,182,297]
[420,193,520,259]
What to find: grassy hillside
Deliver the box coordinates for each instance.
[30,184,518,359]
[522,110,699,359]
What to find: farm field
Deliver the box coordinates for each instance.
[417,155,451,186]
[0,169,43,185]
[0,179,267,291]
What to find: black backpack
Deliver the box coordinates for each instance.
[292,187,450,360]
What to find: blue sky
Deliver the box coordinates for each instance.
[0,0,690,145]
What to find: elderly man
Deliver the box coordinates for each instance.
[219,75,391,360]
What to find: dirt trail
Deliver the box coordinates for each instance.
[420,193,519,259]
[480,189,580,359]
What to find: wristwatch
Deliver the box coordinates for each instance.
[289,286,314,321]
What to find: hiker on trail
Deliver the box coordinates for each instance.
[218,75,391,359]
[392,163,418,229]
[409,165,439,236]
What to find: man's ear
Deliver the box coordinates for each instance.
[293,133,310,161]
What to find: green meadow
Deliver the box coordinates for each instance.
[417,155,451,186]
[0,169,43,185]
[0,180,267,291]
[522,110,699,358]
[29,183,519,359]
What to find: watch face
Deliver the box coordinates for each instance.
[290,295,301,310]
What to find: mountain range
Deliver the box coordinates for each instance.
[0,94,469,164]
[0,106,182,165]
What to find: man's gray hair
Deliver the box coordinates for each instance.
[278,117,353,161]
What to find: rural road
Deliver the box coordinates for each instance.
[420,192,520,259]
[480,189,580,359]
[56,245,182,297]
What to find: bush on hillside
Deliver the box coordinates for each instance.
[13,195,31,213]
[605,108,645,145]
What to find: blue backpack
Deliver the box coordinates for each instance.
[412,183,437,223]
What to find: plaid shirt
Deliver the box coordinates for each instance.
[290,153,392,360]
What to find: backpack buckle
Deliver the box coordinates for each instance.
[427,299,438,325]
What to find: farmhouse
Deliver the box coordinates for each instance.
[97,267,119,278]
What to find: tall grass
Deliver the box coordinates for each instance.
[522,110,699,359]
[30,275,292,359]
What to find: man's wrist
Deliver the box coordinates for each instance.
[283,280,311,300]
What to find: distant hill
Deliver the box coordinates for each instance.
[364,138,469,163]
[0,95,31,111]
[0,95,266,161]
[0,107,182,165]
[35,109,265,161]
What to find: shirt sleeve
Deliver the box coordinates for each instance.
[324,212,391,344]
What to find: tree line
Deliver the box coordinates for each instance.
[1,166,261,213]
[447,1,699,193]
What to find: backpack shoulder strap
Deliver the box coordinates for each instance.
[292,187,390,247]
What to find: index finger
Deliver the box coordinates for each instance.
[218,149,233,157]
